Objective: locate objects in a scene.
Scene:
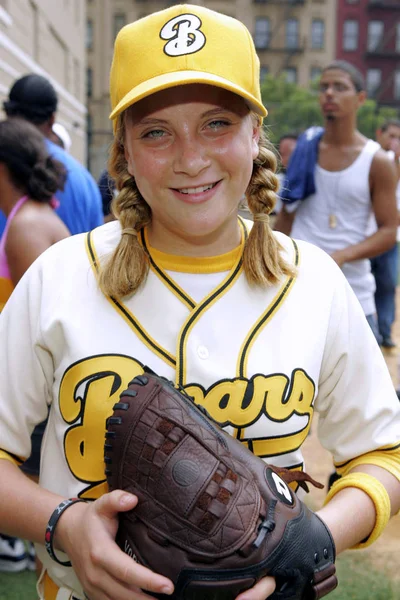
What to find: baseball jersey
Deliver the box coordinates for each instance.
[0,218,399,598]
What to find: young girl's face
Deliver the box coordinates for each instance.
[123,84,260,254]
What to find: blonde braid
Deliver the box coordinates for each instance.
[98,116,151,299]
[243,126,295,286]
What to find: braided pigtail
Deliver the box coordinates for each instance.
[98,116,151,299]
[243,126,295,286]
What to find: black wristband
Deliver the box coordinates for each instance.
[45,498,86,566]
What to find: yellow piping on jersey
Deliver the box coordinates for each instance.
[231,239,300,446]
[85,232,176,368]
[140,222,245,310]
[335,446,400,482]
[140,228,196,310]
[176,219,248,387]
[0,449,25,466]
[237,238,300,378]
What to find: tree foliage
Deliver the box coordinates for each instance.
[261,75,399,146]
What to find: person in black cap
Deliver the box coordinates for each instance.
[3,73,58,125]
[1,73,103,237]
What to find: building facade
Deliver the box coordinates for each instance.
[336,0,400,107]
[86,0,336,178]
[0,0,88,163]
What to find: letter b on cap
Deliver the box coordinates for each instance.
[161,14,206,56]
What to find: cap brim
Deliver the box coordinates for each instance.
[110,70,267,122]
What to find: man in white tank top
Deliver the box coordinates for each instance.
[275,61,398,339]
[370,120,400,348]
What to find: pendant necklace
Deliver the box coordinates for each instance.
[327,172,342,229]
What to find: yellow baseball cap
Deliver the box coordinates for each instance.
[109,4,267,123]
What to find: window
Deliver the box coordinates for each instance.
[286,19,299,49]
[260,66,269,82]
[366,68,381,97]
[283,67,297,84]
[87,67,93,98]
[343,20,359,51]
[113,13,126,39]
[86,18,93,50]
[395,70,400,100]
[396,23,400,52]
[311,19,325,49]
[254,18,270,49]
[367,20,383,51]
[310,67,322,82]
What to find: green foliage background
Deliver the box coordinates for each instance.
[261,75,399,146]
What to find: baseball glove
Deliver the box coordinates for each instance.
[104,369,337,600]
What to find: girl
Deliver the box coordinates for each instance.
[0,6,399,600]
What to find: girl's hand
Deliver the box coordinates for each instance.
[55,490,174,600]
[235,576,276,600]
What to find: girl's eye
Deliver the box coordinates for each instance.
[208,119,230,130]
[143,129,165,139]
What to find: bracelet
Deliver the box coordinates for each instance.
[324,472,391,549]
[45,498,86,566]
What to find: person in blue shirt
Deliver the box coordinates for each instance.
[1,73,103,237]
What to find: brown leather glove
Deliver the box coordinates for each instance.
[104,369,337,600]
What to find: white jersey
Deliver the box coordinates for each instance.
[291,139,380,316]
[0,219,399,598]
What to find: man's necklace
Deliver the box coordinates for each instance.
[320,143,355,229]
[326,171,342,229]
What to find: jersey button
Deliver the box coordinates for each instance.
[197,345,209,360]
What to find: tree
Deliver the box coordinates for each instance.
[261,75,399,145]
[357,100,400,140]
[261,76,322,144]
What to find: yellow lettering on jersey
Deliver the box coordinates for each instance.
[59,355,144,499]
[187,378,257,426]
[186,369,315,457]
[266,369,315,421]
[186,370,314,426]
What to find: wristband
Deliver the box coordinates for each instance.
[45,498,86,566]
[324,472,391,549]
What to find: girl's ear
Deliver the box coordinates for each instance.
[124,143,135,178]
[252,119,261,161]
